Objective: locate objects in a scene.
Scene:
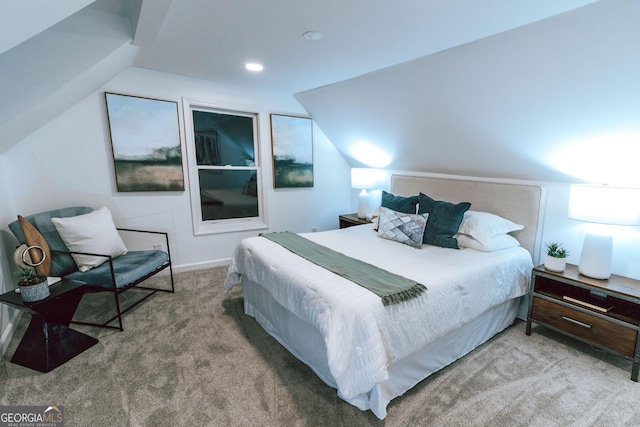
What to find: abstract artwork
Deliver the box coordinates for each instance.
[105,92,184,191]
[270,114,313,188]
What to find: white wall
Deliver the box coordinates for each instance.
[0,67,352,353]
[2,67,351,271]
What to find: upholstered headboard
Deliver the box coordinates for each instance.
[390,174,546,262]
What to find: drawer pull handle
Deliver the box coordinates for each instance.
[562,316,592,329]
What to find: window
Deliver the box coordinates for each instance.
[183,99,267,234]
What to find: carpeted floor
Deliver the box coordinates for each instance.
[1,267,639,426]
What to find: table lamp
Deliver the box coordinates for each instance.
[351,168,380,219]
[568,184,640,279]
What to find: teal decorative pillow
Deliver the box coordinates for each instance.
[381,191,419,214]
[377,207,429,248]
[418,193,471,249]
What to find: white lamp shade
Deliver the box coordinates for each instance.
[569,184,640,226]
[351,168,380,190]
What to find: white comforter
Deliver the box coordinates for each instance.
[224,224,532,400]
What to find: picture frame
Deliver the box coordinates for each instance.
[105,92,185,192]
[270,114,313,188]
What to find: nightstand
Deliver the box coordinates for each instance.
[0,279,98,372]
[339,213,373,229]
[526,263,640,381]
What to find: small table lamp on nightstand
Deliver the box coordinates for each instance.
[569,184,640,279]
[351,168,381,219]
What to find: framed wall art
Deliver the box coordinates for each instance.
[105,92,185,192]
[270,114,313,188]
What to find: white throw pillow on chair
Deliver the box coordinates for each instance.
[52,206,128,272]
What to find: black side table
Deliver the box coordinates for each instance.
[0,279,98,372]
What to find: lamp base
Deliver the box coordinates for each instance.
[578,233,612,279]
[357,190,369,219]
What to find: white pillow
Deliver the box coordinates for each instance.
[457,233,521,252]
[457,211,524,244]
[52,207,128,272]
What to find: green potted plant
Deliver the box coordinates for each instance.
[545,242,570,272]
[15,267,49,302]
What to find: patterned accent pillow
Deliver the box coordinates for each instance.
[377,207,429,248]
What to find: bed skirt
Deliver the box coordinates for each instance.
[241,278,520,419]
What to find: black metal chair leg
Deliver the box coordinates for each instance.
[113,291,124,332]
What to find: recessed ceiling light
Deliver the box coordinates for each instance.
[303,31,324,41]
[245,63,263,72]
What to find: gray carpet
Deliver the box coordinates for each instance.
[1,267,639,426]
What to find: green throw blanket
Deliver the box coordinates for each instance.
[261,232,426,306]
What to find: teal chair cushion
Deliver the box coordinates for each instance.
[66,250,168,289]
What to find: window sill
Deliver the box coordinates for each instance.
[193,218,268,236]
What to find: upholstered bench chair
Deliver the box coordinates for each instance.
[9,206,174,331]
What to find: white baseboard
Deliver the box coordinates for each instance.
[142,258,231,277]
[171,258,231,273]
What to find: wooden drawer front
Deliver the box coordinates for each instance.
[339,219,354,229]
[532,297,637,357]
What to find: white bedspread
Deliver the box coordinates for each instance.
[224,224,532,400]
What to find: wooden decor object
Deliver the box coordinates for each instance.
[18,215,51,276]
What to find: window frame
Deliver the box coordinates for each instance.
[182,97,268,235]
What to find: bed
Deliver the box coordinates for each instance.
[224,174,545,419]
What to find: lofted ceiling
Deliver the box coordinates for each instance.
[0,0,599,154]
[131,0,599,94]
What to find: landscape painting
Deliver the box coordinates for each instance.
[105,93,184,191]
[270,114,313,188]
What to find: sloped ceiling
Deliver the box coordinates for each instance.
[132,0,599,94]
[296,0,640,185]
[0,0,95,55]
[0,0,601,157]
[0,0,139,153]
